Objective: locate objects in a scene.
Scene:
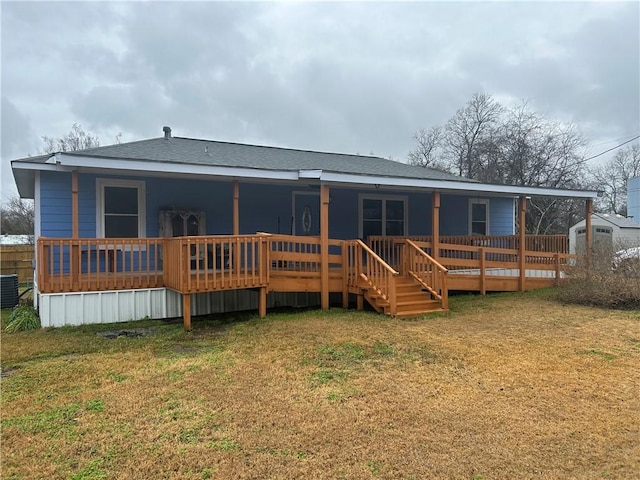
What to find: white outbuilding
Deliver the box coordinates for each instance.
[569,177,640,254]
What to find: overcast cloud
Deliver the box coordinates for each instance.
[2,1,639,197]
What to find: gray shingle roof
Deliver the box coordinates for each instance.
[19,136,471,183]
[593,213,640,228]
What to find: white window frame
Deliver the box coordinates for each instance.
[468,198,490,236]
[358,193,408,238]
[96,178,146,238]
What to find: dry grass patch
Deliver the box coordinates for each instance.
[1,293,639,479]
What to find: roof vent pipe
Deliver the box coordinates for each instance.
[163,126,171,139]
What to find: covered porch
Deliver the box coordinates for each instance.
[35,174,595,329]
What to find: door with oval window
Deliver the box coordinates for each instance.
[293,192,320,236]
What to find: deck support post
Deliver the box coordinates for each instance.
[342,241,349,308]
[182,293,192,331]
[320,184,330,310]
[518,195,527,292]
[356,293,364,311]
[585,198,593,271]
[71,170,79,289]
[432,191,440,262]
[258,286,267,318]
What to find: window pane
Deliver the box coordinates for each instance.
[386,200,404,220]
[472,203,486,222]
[105,187,138,215]
[386,220,404,236]
[105,216,138,238]
[363,199,382,220]
[471,221,486,236]
[363,220,382,239]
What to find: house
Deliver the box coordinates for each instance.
[569,177,640,254]
[11,127,598,329]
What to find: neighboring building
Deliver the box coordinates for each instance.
[569,213,640,254]
[569,177,640,254]
[11,127,598,327]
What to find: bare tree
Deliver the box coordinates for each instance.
[1,197,34,243]
[409,94,589,234]
[41,123,100,154]
[591,143,640,215]
[408,126,446,170]
[443,92,503,178]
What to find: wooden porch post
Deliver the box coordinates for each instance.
[518,196,527,292]
[585,198,593,270]
[233,180,240,235]
[71,170,80,288]
[320,184,330,310]
[183,293,191,331]
[432,191,440,263]
[72,170,79,237]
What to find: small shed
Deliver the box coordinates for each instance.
[569,213,640,254]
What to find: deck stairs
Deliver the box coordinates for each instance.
[362,274,445,318]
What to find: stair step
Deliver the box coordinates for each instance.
[396,291,432,299]
[394,308,446,318]
[397,299,440,308]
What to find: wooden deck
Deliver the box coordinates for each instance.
[37,233,576,325]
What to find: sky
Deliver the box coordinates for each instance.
[1,1,639,198]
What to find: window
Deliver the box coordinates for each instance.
[97,179,146,238]
[469,199,489,235]
[359,194,407,239]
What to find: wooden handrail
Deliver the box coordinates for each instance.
[344,239,398,315]
[355,239,399,276]
[406,240,447,274]
[405,239,448,310]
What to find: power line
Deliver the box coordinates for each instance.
[584,135,640,162]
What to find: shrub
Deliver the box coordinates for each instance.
[558,242,640,309]
[5,304,40,332]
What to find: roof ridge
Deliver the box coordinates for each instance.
[170,136,386,160]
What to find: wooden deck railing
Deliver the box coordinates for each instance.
[163,235,269,293]
[37,234,576,297]
[404,240,448,310]
[370,234,569,269]
[345,239,398,315]
[37,237,163,293]
[267,234,343,274]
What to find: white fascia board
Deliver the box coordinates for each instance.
[11,161,59,171]
[319,172,599,199]
[55,154,300,181]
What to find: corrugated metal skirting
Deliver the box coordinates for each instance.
[38,288,321,327]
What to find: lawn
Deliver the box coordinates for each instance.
[1,292,638,479]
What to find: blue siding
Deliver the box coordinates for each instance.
[39,171,516,239]
[490,197,516,235]
[40,171,73,237]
